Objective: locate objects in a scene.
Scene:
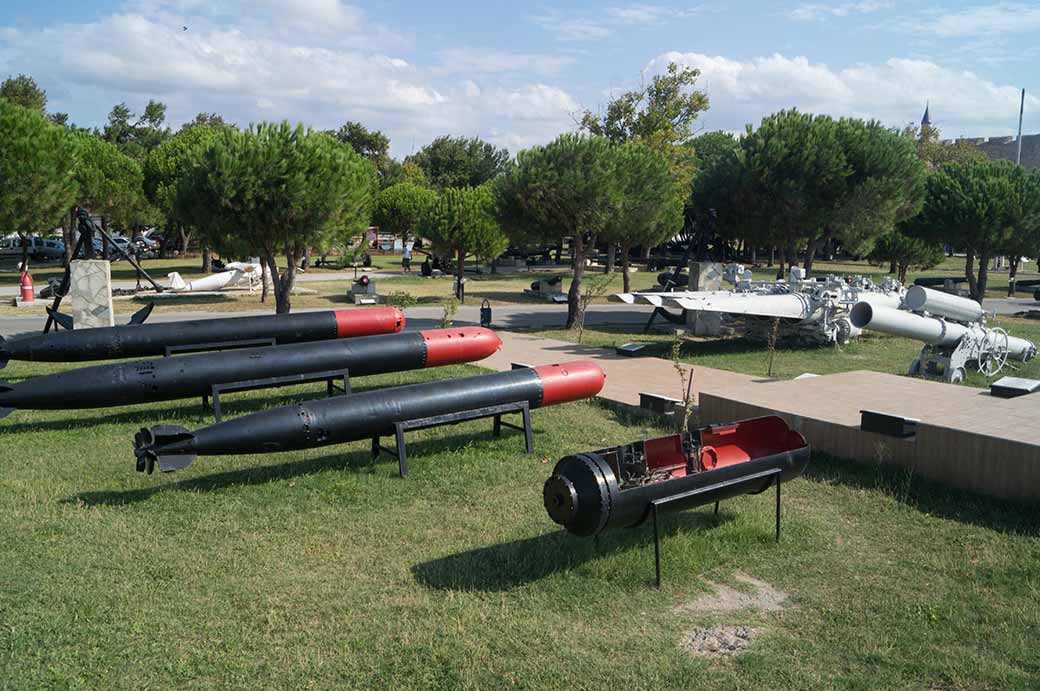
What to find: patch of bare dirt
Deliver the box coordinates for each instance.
[679,626,761,658]
[674,571,789,615]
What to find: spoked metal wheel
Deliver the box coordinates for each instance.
[978,328,1010,377]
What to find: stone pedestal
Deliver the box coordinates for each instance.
[70,260,115,328]
[685,310,723,336]
[688,261,723,291]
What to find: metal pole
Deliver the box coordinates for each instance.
[1017,88,1025,166]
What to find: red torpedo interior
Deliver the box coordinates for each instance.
[420,327,503,367]
[534,362,606,406]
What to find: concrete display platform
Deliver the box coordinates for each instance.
[699,370,1040,500]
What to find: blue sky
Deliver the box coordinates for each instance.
[1,1,1037,157]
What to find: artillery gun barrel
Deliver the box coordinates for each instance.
[905,286,984,323]
[850,302,967,345]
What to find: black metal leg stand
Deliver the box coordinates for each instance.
[652,503,662,590]
[713,501,719,516]
[775,475,781,543]
[395,423,407,478]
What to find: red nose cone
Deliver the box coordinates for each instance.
[420,327,502,367]
[334,307,406,338]
[534,361,606,407]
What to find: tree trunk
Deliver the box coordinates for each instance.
[178,225,189,254]
[455,246,465,302]
[621,241,632,293]
[768,246,774,267]
[750,244,756,265]
[974,249,990,305]
[965,251,977,301]
[18,232,29,270]
[260,261,268,303]
[554,241,563,264]
[898,263,909,284]
[776,247,785,279]
[301,246,311,272]
[888,260,897,274]
[62,209,75,265]
[804,234,831,276]
[202,248,212,273]
[101,217,110,259]
[1008,256,1020,297]
[566,234,588,329]
[265,247,297,314]
[605,243,615,274]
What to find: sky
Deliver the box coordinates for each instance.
[1,0,1037,158]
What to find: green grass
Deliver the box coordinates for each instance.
[1,361,1038,688]
[535,315,1040,388]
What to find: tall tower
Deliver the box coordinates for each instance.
[921,101,931,127]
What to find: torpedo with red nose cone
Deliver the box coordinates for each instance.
[0,307,405,368]
[133,362,606,474]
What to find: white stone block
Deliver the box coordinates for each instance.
[70,260,115,328]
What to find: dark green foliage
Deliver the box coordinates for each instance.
[74,134,152,229]
[407,136,509,189]
[178,121,376,313]
[0,73,47,112]
[0,100,78,248]
[373,182,436,239]
[425,186,506,299]
[868,229,945,282]
[496,134,624,327]
[102,100,170,161]
[914,160,1040,301]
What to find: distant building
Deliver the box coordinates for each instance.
[923,103,1039,170]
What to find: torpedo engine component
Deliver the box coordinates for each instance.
[133,361,606,474]
[543,416,809,537]
[0,327,501,416]
[0,307,405,368]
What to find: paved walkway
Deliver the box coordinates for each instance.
[0,303,656,338]
[480,331,755,408]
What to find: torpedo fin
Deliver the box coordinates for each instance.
[46,307,75,330]
[133,425,197,474]
[129,302,155,325]
[0,407,13,419]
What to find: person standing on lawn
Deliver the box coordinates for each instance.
[402,241,412,273]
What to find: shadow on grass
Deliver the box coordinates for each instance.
[805,453,1040,536]
[68,426,536,507]
[412,510,731,592]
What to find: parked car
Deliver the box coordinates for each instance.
[0,235,63,261]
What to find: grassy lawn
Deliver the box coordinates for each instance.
[535,315,1040,388]
[1,360,1038,688]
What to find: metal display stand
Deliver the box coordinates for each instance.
[649,467,782,589]
[371,401,533,478]
[208,368,351,422]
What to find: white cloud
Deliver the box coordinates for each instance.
[435,48,574,76]
[0,4,579,157]
[532,12,613,41]
[892,2,1040,38]
[648,51,1040,138]
[605,4,704,25]
[787,1,892,22]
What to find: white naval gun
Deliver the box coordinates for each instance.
[166,262,267,293]
[616,266,905,344]
[850,285,1037,383]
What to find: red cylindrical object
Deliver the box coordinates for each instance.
[534,362,606,406]
[420,327,502,367]
[334,307,405,338]
[19,271,34,302]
